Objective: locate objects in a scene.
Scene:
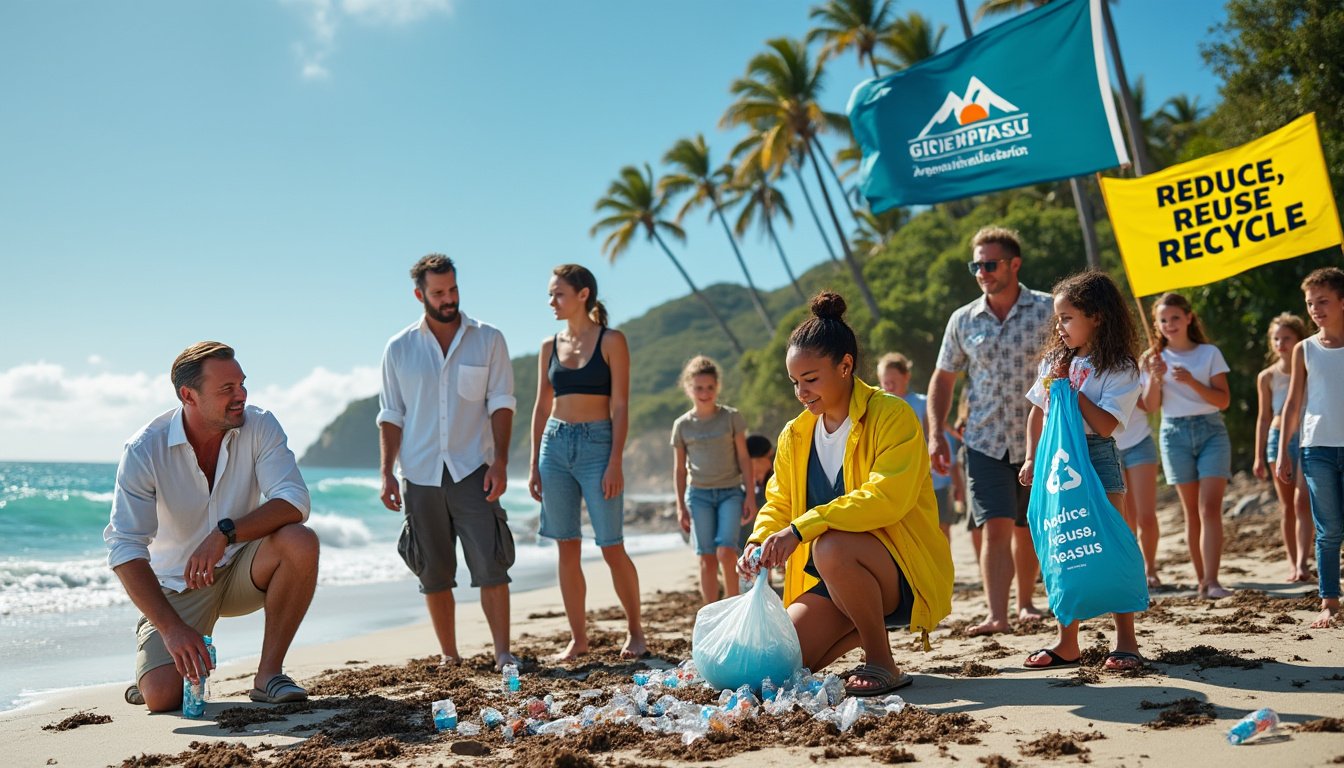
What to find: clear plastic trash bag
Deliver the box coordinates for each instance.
[692,569,803,694]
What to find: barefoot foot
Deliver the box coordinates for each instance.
[1017,605,1045,622]
[1310,601,1339,629]
[619,633,648,660]
[551,638,588,662]
[966,619,1011,637]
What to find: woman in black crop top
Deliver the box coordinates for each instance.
[528,264,647,661]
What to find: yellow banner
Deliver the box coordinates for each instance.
[1100,113,1342,297]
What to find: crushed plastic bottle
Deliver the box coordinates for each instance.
[536,717,582,736]
[431,698,457,731]
[480,707,504,728]
[181,635,216,719]
[456,721,481,737]
[501,662,520,693]
[760,677,778,701]
[632,671,651,686]
[821,673,843,706]
[1227,708,1279,745]
[836,697,866,733]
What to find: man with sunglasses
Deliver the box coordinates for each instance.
[927,226,1053,636]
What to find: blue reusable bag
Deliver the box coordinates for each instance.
[1028,380,1149,625]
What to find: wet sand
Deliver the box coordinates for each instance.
[3,473,1342,767]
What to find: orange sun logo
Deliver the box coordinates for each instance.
[958,104,989,125]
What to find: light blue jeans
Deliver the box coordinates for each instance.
[685,486,745,555]
[1159,413,1231,485]
[1301,445,1344,600]
[537,419,625,546]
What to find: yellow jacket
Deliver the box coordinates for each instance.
[749,378,954,642]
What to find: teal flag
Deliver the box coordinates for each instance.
[847,0,1128,211]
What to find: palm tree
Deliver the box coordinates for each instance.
[592,164,744,355]
[807,0,895,79]
[722,37,881,321]
[661,135,773,335]
[876,11,947,71]
[1155,94,1206,162]
[733,124,842,266]
[729,165,807,302]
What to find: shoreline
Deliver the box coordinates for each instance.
[4,476,1343,767]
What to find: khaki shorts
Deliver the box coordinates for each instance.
[400,465,515,593]
[134,539,265,683]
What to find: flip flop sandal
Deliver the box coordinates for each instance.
[1024,649,1080,669]
[1103,651,1145,671]
[124,684,144,706]
[842,664,914,698]
[249,673,308,704]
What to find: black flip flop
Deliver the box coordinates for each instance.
[842,664,914,697]
[1103,651,1146,671]
[1024,648,1080,668]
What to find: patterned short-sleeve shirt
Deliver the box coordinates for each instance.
[935,284,1053,463]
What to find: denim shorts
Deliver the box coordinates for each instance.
[1266,425,1300,468]
[686,486,745,555]
[1159,413,1232,485]
[1086,434,1126,495]
[1119,433,1159,470]
[537,418,625,546]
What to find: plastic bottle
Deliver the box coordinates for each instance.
[181,635,216,718]
[1227,707,1279,745]
[761,677,778,701]
[501,662,520,693]
[432,698,457,731]
[480,706,504,728]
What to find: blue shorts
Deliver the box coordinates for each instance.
[1266,425,1300,468]
[1159,413,1232,485]
[1086,434,1126,495]
[538,418,625,547]
[686,486,745,555]
[1119,433,1159,470]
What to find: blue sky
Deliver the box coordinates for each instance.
[0,0,1228,461]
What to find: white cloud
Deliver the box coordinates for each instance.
[342,0,453,25]
[0,362,378,463]
[87,354,105,366]
[283,0,453,80]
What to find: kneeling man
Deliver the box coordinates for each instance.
[105,342,319,711]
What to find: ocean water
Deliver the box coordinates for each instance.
[0,462,681,711]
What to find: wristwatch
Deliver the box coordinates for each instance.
[217,518,237,545]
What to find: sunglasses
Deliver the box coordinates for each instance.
[967,258,1012,275]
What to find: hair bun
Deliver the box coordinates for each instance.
[810,291,847,321]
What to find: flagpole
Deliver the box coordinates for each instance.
[1096,170,1157,351]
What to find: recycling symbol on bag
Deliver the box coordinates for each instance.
[1045,448,1082,493]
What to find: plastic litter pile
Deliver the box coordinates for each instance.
[431,660,908,746]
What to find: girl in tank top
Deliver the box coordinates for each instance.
[1254,312,1313,583]
[1277,267,1344,629]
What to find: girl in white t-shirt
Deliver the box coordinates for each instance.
[1277,267,1344,629]
[1141,292,1233,599]
[1020,271,1145,671]
[1254,313,1313,583]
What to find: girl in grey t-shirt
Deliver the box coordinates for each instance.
[671,355,755,605]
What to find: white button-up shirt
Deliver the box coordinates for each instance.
[104,406,311,593]
[377,313,516,486]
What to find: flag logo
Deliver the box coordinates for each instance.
[908,77,1032,164]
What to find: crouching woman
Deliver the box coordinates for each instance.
[740,292,953,697]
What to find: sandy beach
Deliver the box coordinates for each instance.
[3,473,1342,768]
